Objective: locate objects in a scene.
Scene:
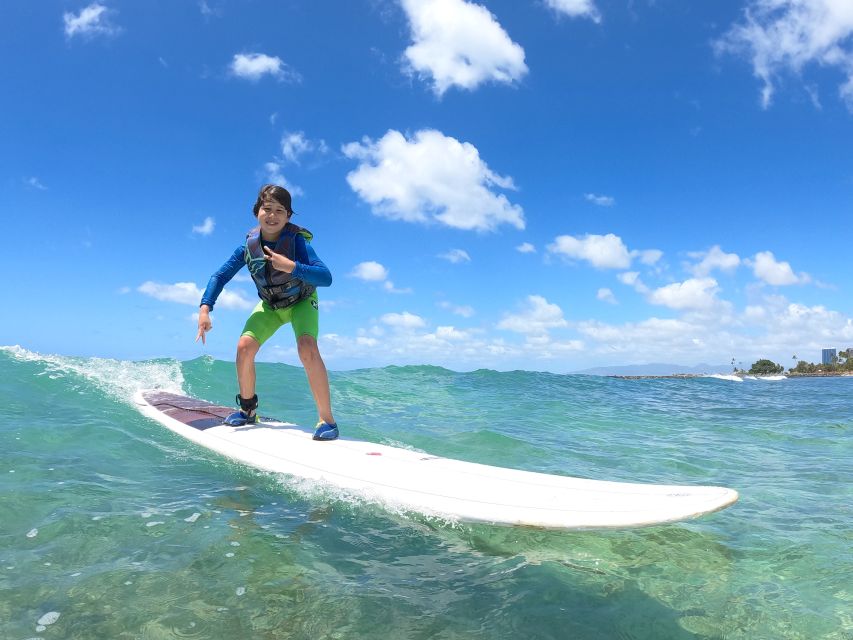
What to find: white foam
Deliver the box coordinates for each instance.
[146,521,164,527]
[236,587,246,596]
[0,345,184,405]
[704,374,743,382]
[26,528,38,538]
[184,512,201,523]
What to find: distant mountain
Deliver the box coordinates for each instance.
[573,363,732,376]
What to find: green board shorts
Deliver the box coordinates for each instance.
[241,292,320,345]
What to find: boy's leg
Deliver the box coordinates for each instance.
[235,301,287,415]
[236,335,261,401]
[290,294,337,436]
[297,334,335,425]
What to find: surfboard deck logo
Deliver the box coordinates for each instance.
[135,390,738,530]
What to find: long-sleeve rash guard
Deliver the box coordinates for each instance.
[201,234,331,311]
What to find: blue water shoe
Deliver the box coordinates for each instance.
[313,421,339,441]
[224,394,259,426]
[224,410,258,426]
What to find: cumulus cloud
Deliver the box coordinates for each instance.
[618,271,651,294]
[439,249,471,263]
[138,281,253,310]
[647,277,720,310]
[400,0,527,95]
[350,261,410,294]
[64,3,120,39]
[191,216,215,236]
[516,242,536,253]
[717,0,853,110]
[547,233,632,269]
[230,53,300,82]
[280,131,328,164]
[545,0,601,23]
[263,162,303,196]
[350,261,389,282]
[632,249,663,266]
[497,295,568,335]
[343,129,524,232]
[439,301,475,318]
[749,251,810,285]
[687,245,741,277]
[597,288,617,304]
[381,311,427,330]
[584,192,614,206]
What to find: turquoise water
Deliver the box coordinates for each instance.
[1,346,850,639]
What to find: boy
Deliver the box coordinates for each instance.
[196,184,338,440]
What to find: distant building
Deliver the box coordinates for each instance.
[822,348,836,365]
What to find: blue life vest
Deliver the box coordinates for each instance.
[244,223,316,309]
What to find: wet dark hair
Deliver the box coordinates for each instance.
[253,184,293,216]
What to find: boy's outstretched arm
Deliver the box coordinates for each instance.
[196,246,245,344]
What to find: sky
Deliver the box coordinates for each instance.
[1,0,852,373]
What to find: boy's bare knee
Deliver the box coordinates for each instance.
[236,335,259,359]
[297,335,318,363]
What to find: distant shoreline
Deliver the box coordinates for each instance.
[609,372,853,380]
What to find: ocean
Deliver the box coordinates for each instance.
[1,346,850,639]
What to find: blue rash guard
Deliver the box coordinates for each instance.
[201,234,332,311]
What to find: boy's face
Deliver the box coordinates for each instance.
[256,199,290,235]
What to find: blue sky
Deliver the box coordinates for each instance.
[2,0,852,372]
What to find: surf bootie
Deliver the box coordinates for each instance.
[224,394,259,426]
[313,421,339,441]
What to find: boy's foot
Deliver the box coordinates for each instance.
[224,410,258,426]
[313,421,339,441]
[224,394,259,426]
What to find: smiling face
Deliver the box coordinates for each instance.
[256,199,291,240]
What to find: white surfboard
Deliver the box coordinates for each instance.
[134,390,738,529]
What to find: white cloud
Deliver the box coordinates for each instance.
[64,3,120,39]
[383,280,413,294]
[138,281,253,310]
[547,233,632,269]
[400,0,527,95]
[435,325,471,340]
[263,162,303,196]
[545,0,601,23]
[381,311,427,330]
[230,53,299,82]
[191,216,215,236]
[343,129,524,232]
[647,277,720,310]
[632,249,663,266]
[280,131,327,164]
[584,192,614,206]
[439,301,475,318]
[25,177,47,191]
[350,261,411,293]
[497,295,568,335]
[597,288,617,304]
[199,1,221,18]
[618,271,650,294]
[717,0,853,110]
[516,242,536,253]
[350,261,389,282]
[439,249,471,263]
[749,251,810,285]
[687,245,741,277]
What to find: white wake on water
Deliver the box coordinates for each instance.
[0,345,185,404]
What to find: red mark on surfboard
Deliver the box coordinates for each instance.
[367,452,382,456]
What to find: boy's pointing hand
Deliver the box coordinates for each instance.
[262,246,295,273]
